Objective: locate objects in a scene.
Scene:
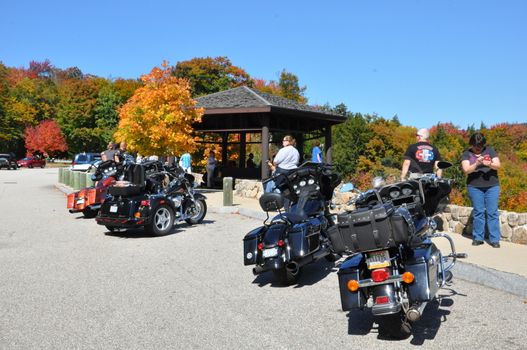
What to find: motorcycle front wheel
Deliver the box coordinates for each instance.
[185,199,207,225]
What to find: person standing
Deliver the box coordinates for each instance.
[101,141,117,162]
[267,135,299,209]
[401,128,442,180]
[114,141,134,163]
[206,151,217,188]
[461,132,502,248]
[311,140,323,163]
[179,152,192,173]
[246,153,256,168]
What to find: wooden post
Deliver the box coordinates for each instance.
[240,132,246,168]
[261,122,270,180]
[221,132,228,167]
[324,126,333,164]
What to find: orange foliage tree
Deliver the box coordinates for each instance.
[115,62,204,156]
[24,119,67,156]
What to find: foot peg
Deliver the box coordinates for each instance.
[447,252,467,259]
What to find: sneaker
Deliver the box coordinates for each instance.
[490,242,500,248]
[472,240,484,246]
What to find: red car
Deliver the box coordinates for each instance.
[18,156,46,168]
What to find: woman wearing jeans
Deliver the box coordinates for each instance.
[461,132,502,248]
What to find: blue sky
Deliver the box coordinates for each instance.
[1,0,525,129]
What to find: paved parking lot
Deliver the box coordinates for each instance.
[1,168,526,349]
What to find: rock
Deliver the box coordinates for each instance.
[443,212,452,221]
[507,213,520,227]
[459,215,470,225]
[511,226,527,244]
[518,214,527,226]
[459,206,473,218]
[451,207,460,221]
[453,222,464,234]
[500,223,513,240]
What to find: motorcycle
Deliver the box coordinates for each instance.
[329,162,466,339]
[243,162,341,285]
[67,160,122,218]
[96,160,207,236]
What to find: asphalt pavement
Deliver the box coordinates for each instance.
[1,168,526,349]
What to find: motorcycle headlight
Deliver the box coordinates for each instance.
[299,180,306,187]
[308,178,315,185]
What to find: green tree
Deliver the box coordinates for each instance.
[278,69,307,103]
[173,56,251,97]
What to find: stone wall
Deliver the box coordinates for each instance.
[233,179,527,245]
[435,205,527,245]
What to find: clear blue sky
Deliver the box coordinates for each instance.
[2,0,526,129]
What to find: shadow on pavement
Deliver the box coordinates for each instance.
[251,259,338,288]
[104,227,184,239]
[345,287,462,343]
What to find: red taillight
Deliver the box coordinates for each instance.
[257,242,264,250]
[375,296,390,304]
[371,268,390,282]
[277,239,284,247]
[140,200,150,206]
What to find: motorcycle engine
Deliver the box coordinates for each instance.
[170,194,184,208]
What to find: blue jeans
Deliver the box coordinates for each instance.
[467,185,501,243]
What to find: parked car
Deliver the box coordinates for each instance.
[17,156,46,168]
[71,153,102,172]
[0,153,18,170]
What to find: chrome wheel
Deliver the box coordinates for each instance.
[154,207,172,231]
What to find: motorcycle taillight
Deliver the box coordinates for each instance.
[371,268,390,282]
[375,296,390,304]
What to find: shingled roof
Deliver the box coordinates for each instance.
[195,86,344,122]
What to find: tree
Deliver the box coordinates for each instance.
[173,56,251,97]
[115,62,204,156]
[24,119,67,156]
[278,69,307,103]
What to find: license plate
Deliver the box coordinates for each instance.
[109,205,118,213]
[367,250,391,269]
[262,247,279,258]
[76,198,85,204]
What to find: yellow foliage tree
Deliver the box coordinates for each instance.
[115,62,203,156]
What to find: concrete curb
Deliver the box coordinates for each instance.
[216,205,527,299]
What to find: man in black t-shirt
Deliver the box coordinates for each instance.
[401,128,442,180]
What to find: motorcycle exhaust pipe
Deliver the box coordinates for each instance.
[286,261,300,275]
[407,302,428,322]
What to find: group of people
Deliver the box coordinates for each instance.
[400,128,502,248]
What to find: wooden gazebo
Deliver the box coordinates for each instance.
[194,86,346,180]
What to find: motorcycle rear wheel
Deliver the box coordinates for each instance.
[145,204,175,236]
[273,266,301,285]
[376,313,412,340]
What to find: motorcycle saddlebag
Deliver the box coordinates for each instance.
[404,242,441,302]
[243,226,265,265]
[335,203,395,253]
[337,254,367,311]
[288,218,322,259]
[390,207,415,245]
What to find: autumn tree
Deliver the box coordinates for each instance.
[24,119,67,156]
[173,56,251,97]
[115,62,204,156]
[252,70,307,103]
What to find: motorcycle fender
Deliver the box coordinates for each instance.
[263,256,285,271]
[243,226,265,265]
[405,243,441,302]
[193,193,206,201]
[337,253,367,311]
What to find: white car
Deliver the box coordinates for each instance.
[71,153,102,172]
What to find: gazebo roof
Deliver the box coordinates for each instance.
[196,86,345,123]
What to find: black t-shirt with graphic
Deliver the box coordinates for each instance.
[403,142,441,174]
[461,146,499,187]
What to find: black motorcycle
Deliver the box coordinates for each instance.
[243,162,341,285]
[329,162,466,338]
[96,160,207,236]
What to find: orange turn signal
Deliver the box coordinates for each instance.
[347,280,359,292]
[134,212,141,218]
[402,272,415,284]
